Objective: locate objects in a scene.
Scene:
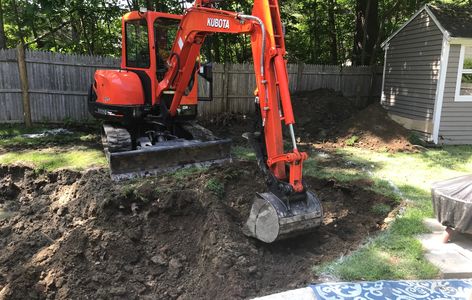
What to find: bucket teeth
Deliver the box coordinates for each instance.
[244,191,323,243]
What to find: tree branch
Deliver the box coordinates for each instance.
[25,20,71,46]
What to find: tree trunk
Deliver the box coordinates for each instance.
[312,0,320,63]
[0,0,7,49]
[354,0,379,65]
[145,0,153,10]
[327,0,338,64]
[11,0,25,45]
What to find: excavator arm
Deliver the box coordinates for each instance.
[162,0,305,194]
[155,0,323,242]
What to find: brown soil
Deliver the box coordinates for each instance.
[203,89,415,152]
[292,90,359,141]
[319,104,417,152]
[0,163,395,299]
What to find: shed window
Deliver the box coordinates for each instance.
[455,46,472,101]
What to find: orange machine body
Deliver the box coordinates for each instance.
[91,11,197,117]
[94,70,144,106]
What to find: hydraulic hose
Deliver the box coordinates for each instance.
[237,14,265,78]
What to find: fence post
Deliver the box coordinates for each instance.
[296,62,304,92]
[222,63,229,112]
[16,43,32,127]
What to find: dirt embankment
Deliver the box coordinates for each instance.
[0,163,395,299]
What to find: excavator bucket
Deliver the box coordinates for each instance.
[244,191,323,243]
[103,123,232,180]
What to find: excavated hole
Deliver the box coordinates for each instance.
[0,162,397,299]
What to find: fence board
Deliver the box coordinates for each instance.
[0,49,382,122]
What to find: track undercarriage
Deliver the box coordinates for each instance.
[101,122,232,180]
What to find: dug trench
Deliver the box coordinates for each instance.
[0,161,397,299]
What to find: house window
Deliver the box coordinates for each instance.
[455,45,472,101]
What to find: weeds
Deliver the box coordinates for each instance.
[205,178,225,198]
[371,203,392,216]
[345,135,359,146]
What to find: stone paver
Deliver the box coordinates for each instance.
[419,218,472,279]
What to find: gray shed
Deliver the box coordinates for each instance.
[381,4,472,145]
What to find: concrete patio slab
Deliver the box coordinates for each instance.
[419,218,472,279]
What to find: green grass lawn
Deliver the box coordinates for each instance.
[0,124,105,171]
[310,146,472,281]
[0,149,106,172]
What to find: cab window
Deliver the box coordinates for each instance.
[125,19,150,68]
[154,18,180,80]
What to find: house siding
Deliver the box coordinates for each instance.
[382,10,443,134]
[438,44,472,144]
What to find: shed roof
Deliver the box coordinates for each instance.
[382,4,472,48]
[428,4,472,38]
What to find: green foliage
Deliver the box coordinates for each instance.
[231,146,256,161]
[171,167,206,180]
[371,203,392,216]
[0,0,466,64]
[408,132,423,146]
[205,177,225,198]
[345,135,359,146]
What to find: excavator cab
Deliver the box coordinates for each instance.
[88,11,231,180]
[88,1,323,243]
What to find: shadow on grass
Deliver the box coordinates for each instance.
[314,178,438,281]
[418,145,472,172]
[0,124,101,152]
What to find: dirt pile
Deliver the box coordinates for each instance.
[321,104,416,152]
[0,163,395,299]
[292,89,359,141]
[202,89,360,146]
[202,89,415,152]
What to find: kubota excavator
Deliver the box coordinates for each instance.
[88,0,323,243]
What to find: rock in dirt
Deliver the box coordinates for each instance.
[151,254,167,266]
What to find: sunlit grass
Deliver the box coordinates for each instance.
[0,124,103,171]
[232,146,256,161]
[312,145,472,281]
[0,149,106,171]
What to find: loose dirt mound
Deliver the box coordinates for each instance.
[0,163,396,299]
[292,89,359,141]
[203,89,414,152]
[322,104,415,152]
[202,89,359,146]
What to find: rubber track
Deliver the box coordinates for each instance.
[103,124,132,153]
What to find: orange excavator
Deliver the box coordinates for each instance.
[88,0,323,243]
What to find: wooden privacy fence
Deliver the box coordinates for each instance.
[0,48,383,123]
[200,63,383,117]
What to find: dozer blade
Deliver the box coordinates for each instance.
[107,138,231,180]
[244,191,323,243]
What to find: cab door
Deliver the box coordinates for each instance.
[122,17,154,107]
